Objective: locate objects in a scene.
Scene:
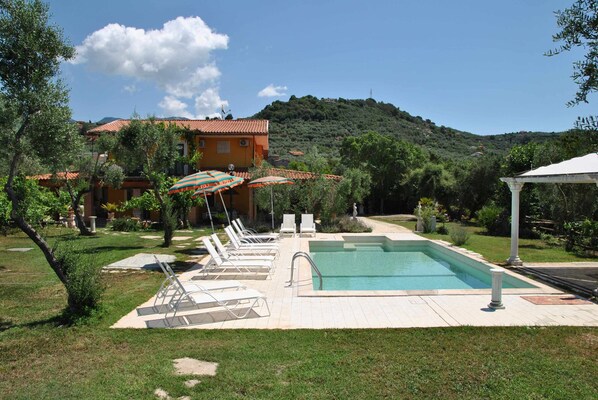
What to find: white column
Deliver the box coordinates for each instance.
[488,268,505,309]
[505,179,524,266]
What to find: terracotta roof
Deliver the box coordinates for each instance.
[87,119,269,135]
[288,150,304,156]
[233,168,341,181]
[30,172,80,181]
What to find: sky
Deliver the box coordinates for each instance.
[48,0,594,135]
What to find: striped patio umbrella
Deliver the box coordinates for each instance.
[248,176,294,229]
[167,170,235,195]
[168,170,235,232]
[193,176,244,226]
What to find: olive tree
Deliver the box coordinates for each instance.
[0,0,100,314]
[114,118,181,246]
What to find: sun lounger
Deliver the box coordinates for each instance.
[202,237,274,275]
[211,234,276,262]
[163,267,270,326]
[232,219,278,242]
[300,214,316,237]
[153,256,244,309]
[225,226,279,251]
[280,214,296,236]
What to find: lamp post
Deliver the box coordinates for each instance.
[228,163,235,221]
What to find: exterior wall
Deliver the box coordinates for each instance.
[196,136,264,169]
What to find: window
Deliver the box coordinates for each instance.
[217,140,230,154]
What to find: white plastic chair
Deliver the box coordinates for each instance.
[280,214,296,236]
[300,214,316,237]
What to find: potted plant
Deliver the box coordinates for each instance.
[101,202,119,222]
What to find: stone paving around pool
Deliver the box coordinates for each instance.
[112,217,598,329]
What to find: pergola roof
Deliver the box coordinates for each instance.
[502,152,598,184]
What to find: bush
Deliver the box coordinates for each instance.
[54,240,104,318]
[110,217,140,232]
[449,226,471,246]
[476,203,507,235]
[564,219,598,253]
[436,225,448,235]
[321,216,372,233]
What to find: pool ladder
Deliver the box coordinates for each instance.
[287,252,323,290]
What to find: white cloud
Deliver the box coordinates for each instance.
[258,84,288,97]
[123,84,138,94]
[194,88,229,118]
[158,95,193,119]
[72,16,229,118]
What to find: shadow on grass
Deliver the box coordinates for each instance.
[175,248,206,256]
[77,245,145,254]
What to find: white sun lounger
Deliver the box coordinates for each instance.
[163,269,270,326]
[225,226,279,251]
[280,214,296,236]
[211,234,276,262]
[232,219,278,242]
[202,237,274,275]
[300,214,316,237]
[153,256,244,309]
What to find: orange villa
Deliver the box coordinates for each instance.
[36,119,340,225]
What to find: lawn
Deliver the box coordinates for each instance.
[373,218,595,265]
[0,227,597,399]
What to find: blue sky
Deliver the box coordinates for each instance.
[50,0,592,135]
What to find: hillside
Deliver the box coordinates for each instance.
[252,96,561,159]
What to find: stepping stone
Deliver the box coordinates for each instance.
[172,236,192,241]
[193,236,207,242]
[7,248,33,252]
[141,235,162,240]
[184,380,200,388]
[104,253,175,270]
[175,245,186,248]
[173,358,218,376]
[175,230,193,233]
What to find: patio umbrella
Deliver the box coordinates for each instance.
[168,170,235,232]
[193,176,244,226]
[247,176,294,230]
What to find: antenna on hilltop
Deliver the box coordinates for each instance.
[220,104,232,120]
[369,88,372,99]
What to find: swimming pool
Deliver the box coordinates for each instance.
[309,237,537,292]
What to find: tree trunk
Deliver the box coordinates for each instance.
[153,188,173,247]
[65,181,92,236]
[4,183,68,286]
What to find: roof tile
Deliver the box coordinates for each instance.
[87,119,269,135]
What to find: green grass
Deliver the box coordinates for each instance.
[0,227,597,399]
[374,218,595,264]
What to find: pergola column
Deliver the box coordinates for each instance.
[505,179,524,266]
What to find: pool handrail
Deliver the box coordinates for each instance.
[287,252,323,290]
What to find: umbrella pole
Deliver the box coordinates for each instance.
[219,191,231,226]
[204,192,214,233]
[270,186,274,230]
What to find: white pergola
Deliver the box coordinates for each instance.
[500,152,598,265]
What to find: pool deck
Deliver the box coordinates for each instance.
[112,217,598,329]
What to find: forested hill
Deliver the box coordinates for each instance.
[252,96,561,159]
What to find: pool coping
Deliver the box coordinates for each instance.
[296,234,562,297]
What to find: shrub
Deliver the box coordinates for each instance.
[476,203,507,235]
[436,225,448,235]
[54,240,104,318]
[449,226,471,246]
[110,217,140,232]
[564,219,598,253]
[321,216,372,233]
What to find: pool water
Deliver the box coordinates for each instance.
[309,241,535,291]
